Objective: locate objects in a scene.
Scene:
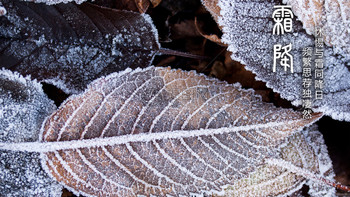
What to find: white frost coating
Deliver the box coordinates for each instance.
[124,143,183,187]
[217,0,350,121]
[149,85,211,133]
[132,76,191,133]
[0,119,319,153]
[6,65,322,196]
[142,14,161,49]
[302,125,336,196]
[0,68,56,142]
[152,140,210,184]
[76,149,131,190]
[211,135,256,162]
[283,0,350,60]
[1,1,160,94]
[266,158,337,193]
[101,146,161,189]
[100,76,162,137]
[0,69,61,196]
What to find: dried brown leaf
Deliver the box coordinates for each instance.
[135,0,150,13]
[35,67,320,196]
[195,17,227,46]
[149,0,162,7]
[201,0,221,26]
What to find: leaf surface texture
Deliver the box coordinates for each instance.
[0,0,159,93]
[0,69,61,196]
[40,67,320,196]
[217,0,350,121]
[284,0,350,59]
[221,125,335,196]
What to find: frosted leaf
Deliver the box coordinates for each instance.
[221,124,335,197]
[0,67,320,196]
[0,0,160,93]
[283,0,350,60]
[0,69,56,142]
[201,0,221,26]
[302,125,336,196]
[217,0,350,121]
[0,69,62,196]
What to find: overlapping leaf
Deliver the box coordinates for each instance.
[0,69,62,196]
[222,125,335,196]
[216,0,350,121]
[284,0,350,59]
[22,66,321,196]
[0,0,159,93]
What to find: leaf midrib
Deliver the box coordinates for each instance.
[0,119,311,153]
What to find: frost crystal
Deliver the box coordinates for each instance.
[303,125,336,196]
[0,0,160,93]
[283,0,350,60]
[0,69,61,196]
[218,0,350,121]
[23,66,319,196]
[224,124,336,196]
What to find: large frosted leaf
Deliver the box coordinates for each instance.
[217,0,350,121]
[0,67,321,196]
[0,0,160,93]
[0,69,62,196]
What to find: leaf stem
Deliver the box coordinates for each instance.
[0,120,314,153]
[158,48,210,60]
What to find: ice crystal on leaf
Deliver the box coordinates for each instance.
[218,0,350,121]
[223,125,335,197]
[0,67,323,196]
[0,69,62,196]
[0,0,159,93]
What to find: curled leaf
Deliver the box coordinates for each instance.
[201,0,221,26]
[195,17,227,46]
[29,67,321,196]
[0,0,160,93]
[149,0,162,7]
